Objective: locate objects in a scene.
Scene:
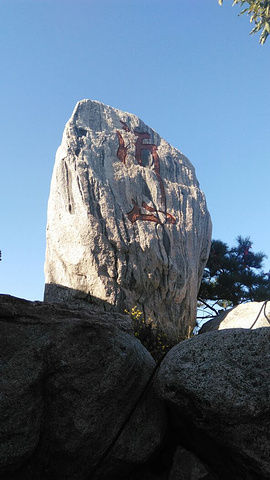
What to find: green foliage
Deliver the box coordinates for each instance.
[198,236,270,315]
[218,0,270,44]
[125,306,182,361]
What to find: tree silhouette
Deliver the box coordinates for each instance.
[198,236,270,317]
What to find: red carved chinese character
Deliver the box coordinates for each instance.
[116,121,176,226]
[127,199,161,224]
[116,131,130,165]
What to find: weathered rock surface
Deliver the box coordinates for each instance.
[44,99,211,338]
[0,294,166,480]
[157,328,270,479]
[199,300,270,334]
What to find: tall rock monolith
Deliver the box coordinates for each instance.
[44,100,211,338]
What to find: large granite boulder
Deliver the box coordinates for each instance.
[0,294,166,480]
[199,300,270,334]
[44,99,211,339]
[157,328,270,479]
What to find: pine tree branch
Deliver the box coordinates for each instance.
[197,298,219,316]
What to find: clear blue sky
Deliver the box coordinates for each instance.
[1,0,269,301]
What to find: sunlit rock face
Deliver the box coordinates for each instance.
[44,99,211,338]
[199,300,270,333]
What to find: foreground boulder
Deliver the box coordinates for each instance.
[157,328,270,479]
[44,99,211,339]
[199,300,270,334]
[0,295,166,480]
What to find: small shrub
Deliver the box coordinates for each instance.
[125,306,181,362]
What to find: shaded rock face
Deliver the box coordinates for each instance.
[199,300,270,334]
[168,446,211,480]
[127,443,213,480]
[157,328,270,479]
[44,99,211,338]
[0,294,166,480]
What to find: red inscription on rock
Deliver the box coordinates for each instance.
[116,121,176,225]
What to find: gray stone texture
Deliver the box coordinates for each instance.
[0,294,166,480]
[44,99,211,339]
[157,328,270,479]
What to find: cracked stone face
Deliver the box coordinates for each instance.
[44,99,211,338]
